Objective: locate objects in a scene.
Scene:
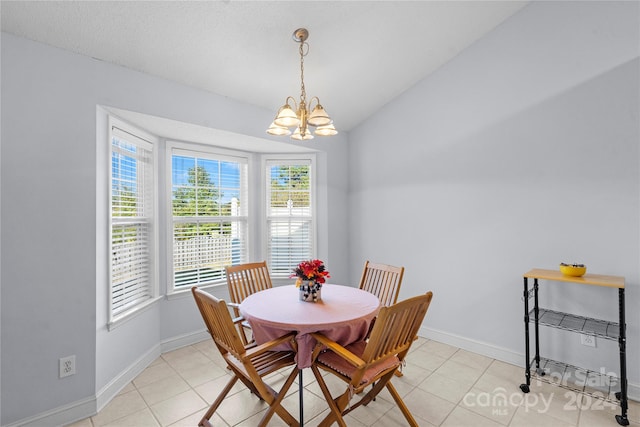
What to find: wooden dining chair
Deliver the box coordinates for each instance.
[191,287,300,427]
[358,260,404,307]
[309,292,433,427]
[226,261,273,344]
[359,261,406,377]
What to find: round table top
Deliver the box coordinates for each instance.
[239,284,380,329]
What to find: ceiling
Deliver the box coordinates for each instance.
[1,1,528,133]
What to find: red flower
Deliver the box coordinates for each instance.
[290,259,331,285]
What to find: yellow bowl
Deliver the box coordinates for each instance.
[559,263,586,277]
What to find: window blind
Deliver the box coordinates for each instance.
[110,125,154,318]
[265,160,314,278]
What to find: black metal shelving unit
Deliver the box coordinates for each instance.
[520,269,628,426]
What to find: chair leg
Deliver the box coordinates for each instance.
[385,381,419,427]
[311,365,348,427]
[237,373,263,399]
[258,367,300,427]
[199,376,238,426]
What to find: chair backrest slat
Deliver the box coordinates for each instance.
[362,292,433,364]
[226,261,273,304]
[359,261,404,307]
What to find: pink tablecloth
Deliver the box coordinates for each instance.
[239,285,380,368]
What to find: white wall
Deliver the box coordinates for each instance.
[0,33,349,426]
[1,1,638,425]
[349,0,639,395]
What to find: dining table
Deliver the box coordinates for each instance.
[239,284,380,425]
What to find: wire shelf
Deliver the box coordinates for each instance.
[529,308,619,341]
[528,357,622,403]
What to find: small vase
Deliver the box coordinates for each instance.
[299,280,322,302]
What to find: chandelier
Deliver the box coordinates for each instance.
[266,28,337,140]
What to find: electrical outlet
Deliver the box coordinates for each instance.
[59,355,76,378]
[580,334,596,348]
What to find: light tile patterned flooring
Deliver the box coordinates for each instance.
[68,338,639,427]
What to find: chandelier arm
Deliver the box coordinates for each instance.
[309,96,320,111]
[285,96,298,111]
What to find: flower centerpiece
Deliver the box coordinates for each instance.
[291,259,330,302]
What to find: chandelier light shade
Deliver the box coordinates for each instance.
[314,123,338,136]
[267,28,337,140]
[266,122,291,136]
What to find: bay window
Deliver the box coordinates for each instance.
[106,113,319,311]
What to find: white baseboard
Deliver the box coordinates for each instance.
[160,329,209,353]
[95,330,211,415]
[418,325,640,402]
[95,344,162,412]
[419,325,524,367]
[3,396,96,427]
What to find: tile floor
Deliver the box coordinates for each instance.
[67,338,639,427]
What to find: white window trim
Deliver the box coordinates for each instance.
[262,153,317,284]
[108,116,160,328]
[165,140,250,295]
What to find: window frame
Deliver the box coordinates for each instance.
[108,117,160,327]
[263,154,317,282]
[165,141,250,295]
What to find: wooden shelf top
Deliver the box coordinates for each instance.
[524,268,625,288]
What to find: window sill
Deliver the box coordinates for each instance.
[108,296,163,331]
[165,282,225,301]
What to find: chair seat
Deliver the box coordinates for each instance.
[227,349,297,378]
[316,341,400,385]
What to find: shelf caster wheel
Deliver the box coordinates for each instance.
[615,391,622,400]
[615,415,629,426]
[520,384,530,393]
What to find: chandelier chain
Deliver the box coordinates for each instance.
[299,41,307,105]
